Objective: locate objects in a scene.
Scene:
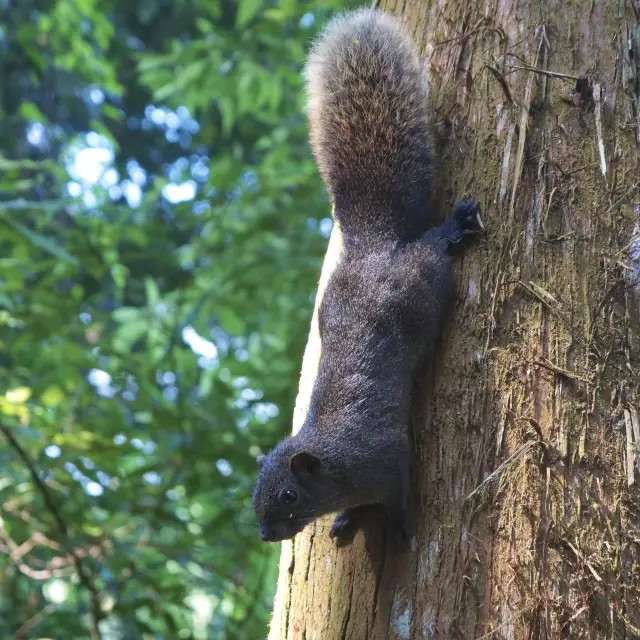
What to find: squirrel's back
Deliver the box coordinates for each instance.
[305,8,434,246]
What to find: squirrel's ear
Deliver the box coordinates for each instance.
[256,453,266,467]
[289,452,321,477]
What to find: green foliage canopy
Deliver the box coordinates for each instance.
[0,0,355,637]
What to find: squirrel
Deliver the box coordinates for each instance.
[252,8,482,548]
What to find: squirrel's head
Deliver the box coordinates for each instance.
[252,438,344,542]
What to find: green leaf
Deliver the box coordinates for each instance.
[113,319,149,351]
[5,387,32,404]
[218,307,245,334]
[145,278,161,305]
[41,386,65,407]
[19,101,48,122]
[4,218,78,265]
[236,0,262,27]
[113,307,142,323]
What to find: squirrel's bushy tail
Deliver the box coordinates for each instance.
[305,8,434,245]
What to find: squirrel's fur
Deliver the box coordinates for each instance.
[306,8,433,246]
[252,8,482,547]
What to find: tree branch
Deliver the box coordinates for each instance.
[0,424,103,640]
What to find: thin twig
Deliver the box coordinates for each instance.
[504,63,581,81]
[518,280,564,318]
[499,124,516,202]
[508,27,546,221]
[604,181,640,215]
[487,65,516,105]
[535,357,591,384]
[14,603,56,639]
[0,523,74,580]
[593,84,607,176]
[434,18,488,45]
[465,440,537,502]
[1,424,103,639]
[624,409,637,486]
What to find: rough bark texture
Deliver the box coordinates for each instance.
[268,0,640,637]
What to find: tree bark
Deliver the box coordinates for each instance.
[268,0,640,637]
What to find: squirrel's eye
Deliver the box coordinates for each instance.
[280,489,298,505]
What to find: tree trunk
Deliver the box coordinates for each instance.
[268,0,640,637]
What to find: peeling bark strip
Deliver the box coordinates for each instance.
[269,0,640,637]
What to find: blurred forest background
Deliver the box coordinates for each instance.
[0,0,356,637]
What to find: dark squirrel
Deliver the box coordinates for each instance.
[252,8,482,547]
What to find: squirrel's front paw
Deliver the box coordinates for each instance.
[329,507,365,546]
[445,197,484,243]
